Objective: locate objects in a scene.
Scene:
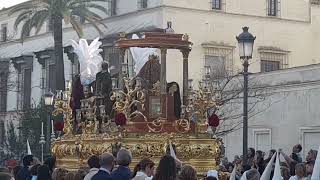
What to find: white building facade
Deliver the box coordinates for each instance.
[0,0,319,157]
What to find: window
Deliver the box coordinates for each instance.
[1,24,7,42]
[259,48,288,72]
[205,55,226,79]
[253,129,272,153]
[212,0,221,10]
[268,0,278,16]
[202,42,235,78]
[23,68,32,110]
[48,64,56,91]
[138,0,148,9]
[261,60,280,72]
[107,0,117,16]
[0,72,7,112]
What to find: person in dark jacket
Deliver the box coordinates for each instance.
[92,153,114,180]
[111,149,132,180]
[16,155,34,180]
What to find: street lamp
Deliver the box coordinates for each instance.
[236,27,256,166]
[43,91,55,156]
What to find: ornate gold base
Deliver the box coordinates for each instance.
[52,133,224,177]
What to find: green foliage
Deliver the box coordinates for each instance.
[9,0,108,40]
[18,103,49,158]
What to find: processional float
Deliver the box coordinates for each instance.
[51,29,226,177]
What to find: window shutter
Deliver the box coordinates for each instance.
[0,73,7,112]
[277,0,281,17]
[23,68,32,110]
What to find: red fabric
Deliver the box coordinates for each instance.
[208,113,220,127]
[54,121,64,131]
[115,113,127,126]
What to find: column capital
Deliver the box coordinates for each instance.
[34,48,55,67]
[181,49,190,59]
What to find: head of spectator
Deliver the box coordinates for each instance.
[295,163,306,179]
[154,155,177,180]
[22,155,34,167]
[207,170,219,180]
[88,155,100,169]
[100,153,115,172]
[64,172,75,180]
[132,158,155,178]
[246,168,260,180]
[293,144,302,154]
[52,168,68,180]
[306,149,318,162]
[306,160,315,176]
[248,148,256,159]
[179,164,197,180]
[44,155,56,175]
[116,148,132,167]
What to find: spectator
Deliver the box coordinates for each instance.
[13,165,22,180]
[91,153,114,180]
[207,170,219,180]
[84,155,100,180]
[247,148,256,167]
[74,169,87,180]
[132,158,155,180]
[52,168,68,180]
[30,164,40,180]
[253,150,265,175]
[289,163,307,180]
[306,149,318,162]
[305,160,315,180]
[221,157,233,172]
[44,155,56,176]
[280,162,290,180]
[16,155,34,180]
[264,149,276,164]
[65,172,75,180]
[37,165,51,180]
[280,149,298,176]
[179,165,197,180]
[111,148,132,180]
[292,144,303,163]
[246,169,260,180]
[153,155,177,180]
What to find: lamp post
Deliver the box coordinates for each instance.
[44,91,54,155]
[236,27,256,166]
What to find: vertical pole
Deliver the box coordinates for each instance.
[160,49,167,118]
[46,113,51,155]
[41,143,44,163]
[243,58,249,166]
[181,50,190,105]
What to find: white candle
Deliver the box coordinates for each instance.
[51,120,54,134]
[41,122,44,136]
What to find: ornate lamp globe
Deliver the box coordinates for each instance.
[44,91,54,106]
[236,27,256,60]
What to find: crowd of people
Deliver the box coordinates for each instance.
[0,144,318,180]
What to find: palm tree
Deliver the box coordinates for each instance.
[9,0,108,90]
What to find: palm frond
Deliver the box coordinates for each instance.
[13,10,33,30]
[20,19,32,41]
[83,16,104,36]
[70,16,84,37]
[30,10,50,34]
[9,3,36,16]
[73,3,109,15]
[68,0,108,7]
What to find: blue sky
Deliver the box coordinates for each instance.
[0,0,29,9]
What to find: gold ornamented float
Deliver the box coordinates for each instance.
[51,28,225,178]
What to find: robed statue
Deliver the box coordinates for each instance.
[95,61,113,116]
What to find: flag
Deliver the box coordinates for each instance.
[311,146,320,180]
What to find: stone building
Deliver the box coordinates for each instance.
[0,0,320,157]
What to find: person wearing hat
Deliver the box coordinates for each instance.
[206,170,219,180]
[16,155,34,180]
